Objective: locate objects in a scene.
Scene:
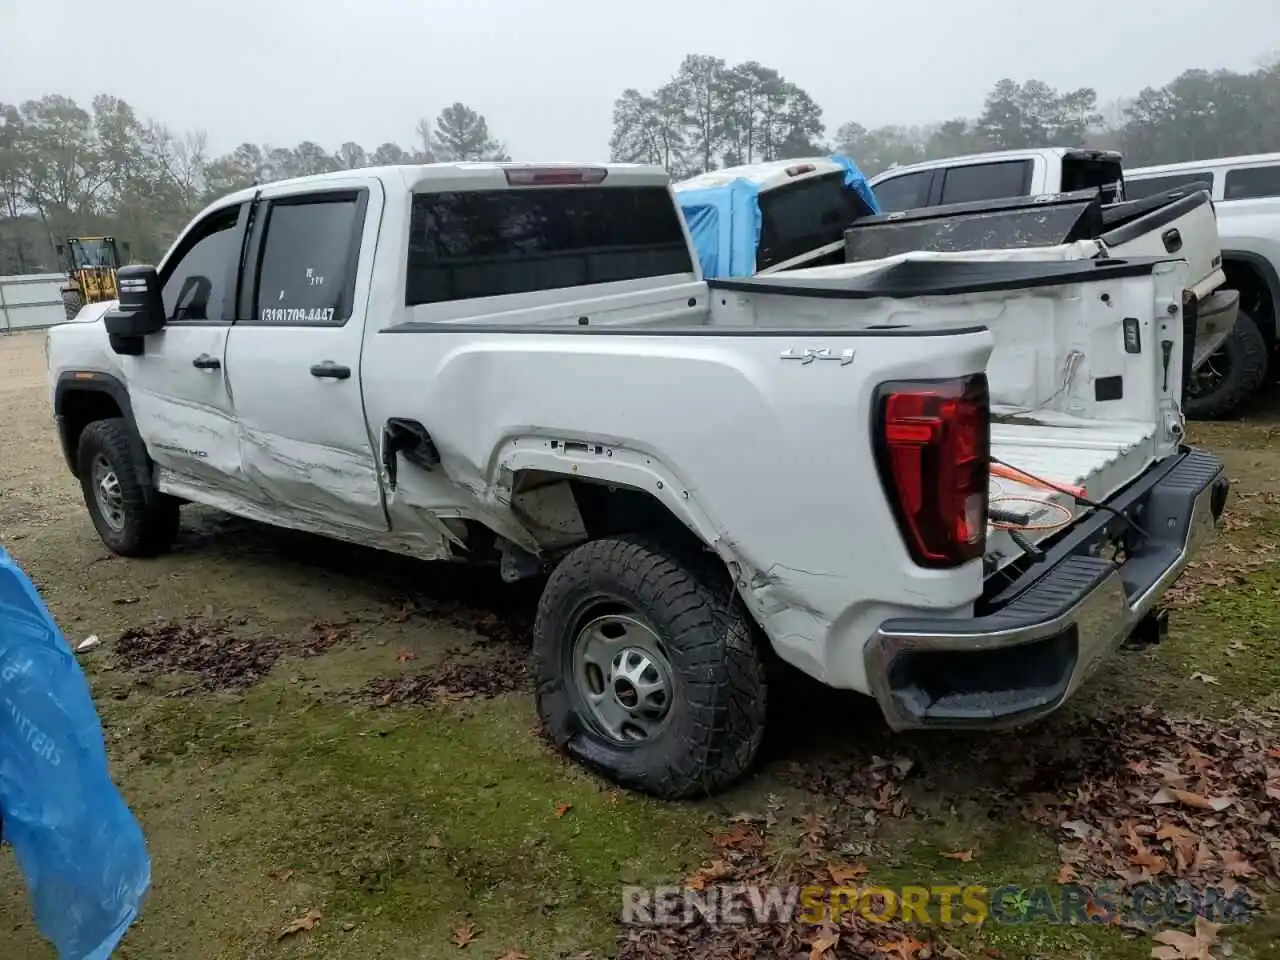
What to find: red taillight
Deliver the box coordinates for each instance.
[874,375,990,568]
[503,166,609,186]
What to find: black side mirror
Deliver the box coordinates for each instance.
[105,265,165,355]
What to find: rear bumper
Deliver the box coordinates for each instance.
[866,447,1228,731]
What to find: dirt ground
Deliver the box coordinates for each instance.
[0,328,1278,960]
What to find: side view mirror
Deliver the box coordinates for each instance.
[105,265,165,355]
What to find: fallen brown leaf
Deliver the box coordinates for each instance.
[807,926,840,960]
[395,647,417,662]
[828,862,869,885]
[494,952,529,960]
[452,922,478,947]
[277,909,322,940]
[1150,915,1221,959]
[882,937,926,960]
[941,849,975,862]
[1149,787,1233,812]
[554,802,573,819]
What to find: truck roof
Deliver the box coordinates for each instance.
[868,146,1122,183]
[212,161,673,209]
[673,157,847,193]
[1127,152,1280,178]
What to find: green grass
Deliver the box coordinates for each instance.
[80,684,716,960]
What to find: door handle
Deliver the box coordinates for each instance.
[310,361,351,380]
[192,354,221,370]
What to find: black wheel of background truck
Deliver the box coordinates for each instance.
[534,534,767,800]
[62,289,85,321]
[76,418,180,557]
[1184,310,1268,421]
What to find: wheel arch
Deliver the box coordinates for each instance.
[53,371,152,492]
[496,442,727,560]
[1221,251,1280,341]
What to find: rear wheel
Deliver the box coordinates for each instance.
[77,418,180,557]
[1185,310,1268,421]
[534,534,766,799]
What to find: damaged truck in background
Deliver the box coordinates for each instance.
[47,160,1228,799]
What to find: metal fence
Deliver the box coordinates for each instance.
[0,273,64,334]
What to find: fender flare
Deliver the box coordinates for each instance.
[1221,249,1280,334]
[53,371,153,494]
[493,441,727,556]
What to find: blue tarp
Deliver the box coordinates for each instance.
[676,154,880,279]
[0,544,150,959]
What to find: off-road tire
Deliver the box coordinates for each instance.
[1185,310,1268,421]
[61,289,85,321]
[534,534,767,800]
[76,418,180,557]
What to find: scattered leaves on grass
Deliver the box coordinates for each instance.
[116,617,280,691]
[451,922,477,947]
[364,648,532,706]
[494,952,530,960]
[277,908,321,940]
[302,619,354,656]
[1164,537,1280,606]
[266,868,296,882]
[1014,706,1279,918]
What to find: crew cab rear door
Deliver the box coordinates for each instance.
[223,176,389,537]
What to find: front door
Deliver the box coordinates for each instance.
[123,202,248,498]
[223,178,389,538]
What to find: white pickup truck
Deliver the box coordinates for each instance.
[46,161,1229,799]
[868,147,1255,419]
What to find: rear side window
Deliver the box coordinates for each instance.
[252,195,362,324]
[406,186,694,306]
[1125,172,1215,201]
[1223,165,1280,200]
[757,172,876,270]
[939,161,1032,205]
[873,171,933,214]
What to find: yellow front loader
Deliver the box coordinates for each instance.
[58,236,129,320]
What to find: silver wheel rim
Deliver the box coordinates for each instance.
[571,613,676,743]
[91,454,126,532]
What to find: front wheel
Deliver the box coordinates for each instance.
[534,535,767,800]
[61,289,85,321]
[1184,310,1268,421]
[76,418,181,557]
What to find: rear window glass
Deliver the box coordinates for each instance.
[873,171,933,214]
[757,172,876,270]
[1125,172,1215,201]
[1061,157,1124,202]
[939,161,1032,205]
[1223,165,1280,201]
[406,186,694,306]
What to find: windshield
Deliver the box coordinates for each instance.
[68,239,118,269]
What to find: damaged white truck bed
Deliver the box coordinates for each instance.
[46,161,1229,799]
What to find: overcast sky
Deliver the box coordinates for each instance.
[1,0,1276,161]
